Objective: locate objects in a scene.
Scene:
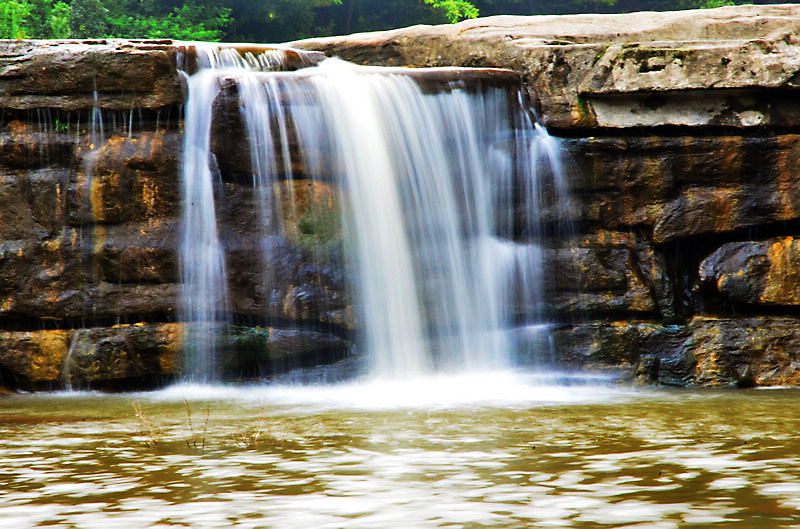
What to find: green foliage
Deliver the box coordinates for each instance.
[50,1,71,37]
[475,0,619,16]
[424,0,479,22]
[0,0,30,39]
[69,0,108,38]
[699,0,735,8]
[227,327,271,375]
[0,0,72,38]
[218,0,341,42]
[107,2,231,40]
[296,199,341,257]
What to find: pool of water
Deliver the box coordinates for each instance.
[2,373,800,528]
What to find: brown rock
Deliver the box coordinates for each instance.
[0,323,181,391]
[553,320,687,375]
[224,326,347,377]
[687,316,800,387]
[544,230,673,317]
[0,119,77,170]
[219,179,349,326]
[0,224,179,321]
[0,40,184,111]
[0,330,70,389]
[562,135,800,241]
[700,237,800,305]
[64,323,181,388]
[71,131,182,225]
[557,316,800,387]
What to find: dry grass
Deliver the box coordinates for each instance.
[133,402,160,448]
[183,399,210,449]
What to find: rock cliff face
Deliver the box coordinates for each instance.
[295,4,800,387]
[4,5,800,389]
[0,40,348,390]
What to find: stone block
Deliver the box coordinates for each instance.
[700,237,800,305]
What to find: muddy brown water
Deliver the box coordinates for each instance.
[1,380,799,528]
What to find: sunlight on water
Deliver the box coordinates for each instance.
[2,389,800,528]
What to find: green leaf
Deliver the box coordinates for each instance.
[423,0,479,23]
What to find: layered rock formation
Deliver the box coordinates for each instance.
[0,41,348,390]
[4,4,800,389]
[294,4,800,387]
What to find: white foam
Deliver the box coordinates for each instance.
[147,370,635,410]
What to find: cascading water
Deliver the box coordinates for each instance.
[180,69,229,382]
[179,47,568,382]
[179,44,304,382]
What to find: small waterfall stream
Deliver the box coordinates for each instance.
[179,47,567,382]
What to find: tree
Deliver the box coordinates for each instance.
[424,0,479,22]
[216,0,341,42]
[1,0,72,39]
[69,0,108,38]
[0,0,30,38]
[1,0,787,43]
[106,1,231,40]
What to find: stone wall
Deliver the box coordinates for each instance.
[4,5,800,390]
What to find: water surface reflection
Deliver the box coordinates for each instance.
[1,379,799,528]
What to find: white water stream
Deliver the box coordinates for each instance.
[180,47,567,382]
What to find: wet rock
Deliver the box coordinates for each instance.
[0,119,78,170]
[224,326,348,377]
[554,321,688,376]
[0,330,71,390]
[0,321,350,390]
[94,222,179,284]
[0,324,180,391]
[65,324,180,389]
[542,230,673,317]
[70,131,182,225]
[687,316,800,387]
[700,237,800,305]
[0,226,179,321]
[0,40,184,111]
[556,316,800,387]
[7,21,800,389]
[561,135,800,241]
[219,179,350,327]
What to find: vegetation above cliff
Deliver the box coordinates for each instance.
[0,0,789,43]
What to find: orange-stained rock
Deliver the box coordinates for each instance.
[700,237,800,305]
[543,230,673,317]
[0,322,347,390]
[0,324,181,391]
[555,316,800,387]
[0,330,70,388]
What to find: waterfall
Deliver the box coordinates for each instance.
[179,48,566,382]
[180,68,228,382]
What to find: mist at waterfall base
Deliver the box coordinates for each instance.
[177,48,596,405]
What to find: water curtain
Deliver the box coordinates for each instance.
[180,46,567,382]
